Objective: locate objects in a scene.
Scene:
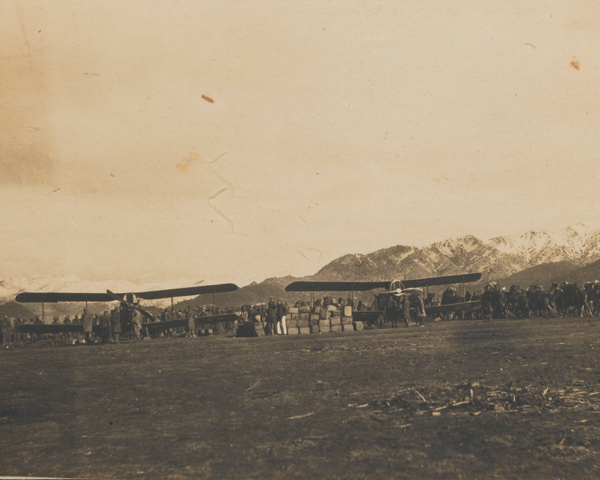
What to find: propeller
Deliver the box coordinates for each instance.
[106,290,155,321]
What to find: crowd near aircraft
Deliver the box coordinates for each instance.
[14,272,482,338]
[15,283,239,336]
[285,273,483,323]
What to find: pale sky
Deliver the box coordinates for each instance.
[1,0,600,287]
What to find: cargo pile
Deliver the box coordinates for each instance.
[285,305,363,335]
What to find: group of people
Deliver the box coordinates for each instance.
[471,280,600,319]
[1,307,123,346]
[240,299,289,336]
[7,278,599,346]
[377,293,427,327]
[0,303,240,346]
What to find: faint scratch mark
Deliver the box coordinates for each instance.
[202,95,214,103]
[297,250,309,260]
[27,126,40,131]
[46,188,60,195]
[84,72,100,76]
[525,43,536,49]
[149,200,166,215]
[297,213,308,226]
[209,152,235,196]
[208,188,234,233]
[13,0,30,55]
[571,57,580,70]
[308,247,322,260]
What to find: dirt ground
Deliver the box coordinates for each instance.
[2,316,600,479]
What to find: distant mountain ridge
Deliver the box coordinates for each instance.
[310,224,600,286]
[4,223,600,312]
[196,223,600,307]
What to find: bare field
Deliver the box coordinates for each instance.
[2,317,600,479]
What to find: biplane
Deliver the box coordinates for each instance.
[285,273,483,325]
[15,283,240,337]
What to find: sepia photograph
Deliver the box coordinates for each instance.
[2,1,600,478]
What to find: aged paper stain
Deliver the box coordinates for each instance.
[571,57,580,70]
[176,152,200,173]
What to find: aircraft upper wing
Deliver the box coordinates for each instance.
[285,273,482,292]
[285,281,391,292]
[401,273,482,288]
[134,284,239,300]
[15,292,114,303]
[15,283,239,303]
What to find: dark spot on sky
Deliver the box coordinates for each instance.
[202,95,214,103]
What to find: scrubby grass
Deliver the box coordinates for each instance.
[2,317,600,479]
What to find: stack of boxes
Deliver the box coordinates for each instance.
[279,303,363,335]
[341,305,354,332]
[297,305,311,334]
[309,310,321,334]
[282,303,360,334]
[286,307,299,334]
[329,305,342,332]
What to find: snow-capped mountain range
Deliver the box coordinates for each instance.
[308,223,600,284]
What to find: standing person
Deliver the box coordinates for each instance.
[281,302,289,335]
[110,307,121,343]
[414,293,427,327]
[32,316,43,344]
[0,316,5,345]
[72,315,82,344]
[386,296,399,328]
[14,317,23,343]
[131,309,143,341]
[186,307,196,337]
[100,310,111,344]
[4,317,14,344]
[266,298,277,336]
[119,305,132,337]
[63,315,72,344]
[401,295,411,327]
[1,316,11,345]
[276,301,287,335]
[82,308,93,344]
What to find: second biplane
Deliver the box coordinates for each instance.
[285,273,483,325]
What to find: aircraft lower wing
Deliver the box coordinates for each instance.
[194,313,239,326]
[141,314,240,330]
[16,324,105,334]
[143,319,188,330]
[425,300,482,316]
[15,283,239,303]
[285,273,482,292]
